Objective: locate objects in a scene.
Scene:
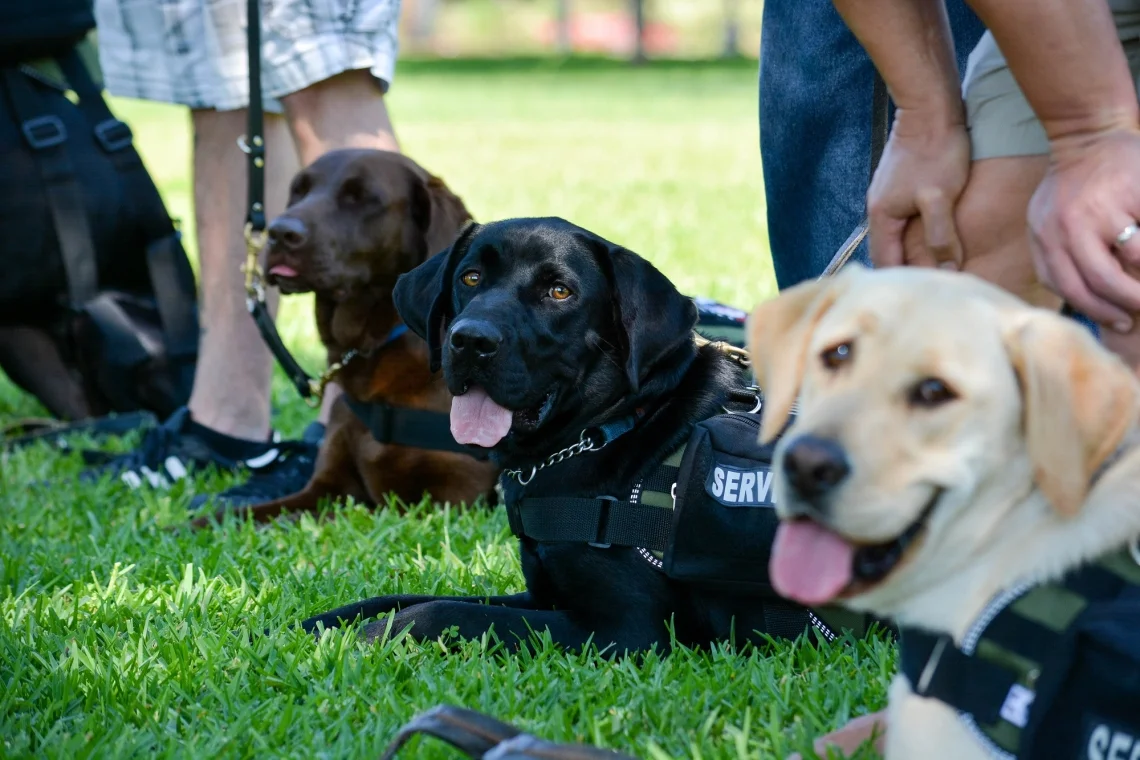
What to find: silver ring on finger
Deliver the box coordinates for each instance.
[1116,222,1140,248]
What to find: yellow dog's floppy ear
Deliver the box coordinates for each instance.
[1004,311,1140,517]
[747,268,857,444]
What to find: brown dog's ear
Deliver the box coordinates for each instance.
[1004,311,1140,517]
[411,171,475,259]
[747,269,858,444]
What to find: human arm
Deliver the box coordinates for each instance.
[966,0,1140,330]
[830,0,970,270]
[786,709,888,760]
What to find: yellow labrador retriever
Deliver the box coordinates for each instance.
[747,264,1140,760]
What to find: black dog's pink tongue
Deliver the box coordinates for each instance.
[769,520,856,606]
[450,386,513,447]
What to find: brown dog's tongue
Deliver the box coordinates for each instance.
[769,520,856,606]
[450,386,513,448]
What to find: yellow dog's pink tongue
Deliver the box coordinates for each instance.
[450,386,513,447]
[769,520,856,606]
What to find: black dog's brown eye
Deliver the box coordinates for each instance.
[339,177,368,205]
[820,341,853,370]
[549,284,573,300]
[461,271,480,287]
[909,377,957,408]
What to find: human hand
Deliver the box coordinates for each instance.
[1028,126,1140,332]
[867,110,971,271]
[785,710,888,760]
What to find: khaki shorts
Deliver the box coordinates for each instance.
[93,0,401,113]
[963,0,1140,159]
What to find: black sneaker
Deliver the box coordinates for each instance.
[74,406,286,490]
[187,422,325,511]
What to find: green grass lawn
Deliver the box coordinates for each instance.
[0,59,893,759]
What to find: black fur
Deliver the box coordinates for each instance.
[308,217,774,655]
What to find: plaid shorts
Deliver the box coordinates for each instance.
[93,0,401,113]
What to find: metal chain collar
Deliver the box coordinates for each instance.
[503,427,606,486]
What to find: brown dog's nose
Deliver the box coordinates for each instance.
[782,435,850,500]
[267,216,308,250]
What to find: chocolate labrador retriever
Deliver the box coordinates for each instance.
[192,149,499,527]
[298,217,800,654]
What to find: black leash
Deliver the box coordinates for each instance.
[236,8,478,457]
[239,0,327,405]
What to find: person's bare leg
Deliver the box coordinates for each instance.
[186,108,299,440]
[279,68,401,425]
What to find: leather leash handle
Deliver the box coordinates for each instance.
[239,0,323,405]
[246,0,265,240]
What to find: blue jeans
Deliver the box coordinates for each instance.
[759,0,986,290]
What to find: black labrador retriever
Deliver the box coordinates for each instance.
[299,217,785,654]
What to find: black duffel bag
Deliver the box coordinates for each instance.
[0,0,96,65]
[0,25,199,421]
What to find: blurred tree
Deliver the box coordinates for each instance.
[722,0,739,57]
[631,0,645,63]
[406,0,440,47]
[556,0,571,54]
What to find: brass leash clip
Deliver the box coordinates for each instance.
[693,332,752,369]
[242,221,267,308]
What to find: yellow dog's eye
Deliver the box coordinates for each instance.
[820,341,853,370]
[461,271,480,287]
[549,284,573,300]
[910,377,957,408]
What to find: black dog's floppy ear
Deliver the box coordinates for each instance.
[394,221,482,373]
[598,241,698,392]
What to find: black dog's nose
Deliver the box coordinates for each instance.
[783,435,850,500]
[267,216,308,250]
[449,319,502,359]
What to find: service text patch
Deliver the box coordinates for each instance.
[706,463,776,507]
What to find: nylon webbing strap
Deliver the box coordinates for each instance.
[639,465,678,496]
[56,50,200,360]
[898,553,1134,740]
[517,496,673,551]
[342,396,489,459]
[2,66,98,306]
[899,628,1025,727]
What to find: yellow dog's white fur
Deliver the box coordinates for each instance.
[747,265,1140,760]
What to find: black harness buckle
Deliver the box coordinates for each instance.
[22,115,67,150]
[93,118,134,153]
[588,495,618,549]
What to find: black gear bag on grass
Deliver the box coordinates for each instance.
[0,35,199,420]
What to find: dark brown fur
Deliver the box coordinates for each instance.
[192,149,499,527]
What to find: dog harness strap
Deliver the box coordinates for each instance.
[342,395,488,460]
[593,414,642,447]
[638,465,679,497]
[900,628,1032,732]
[516,496,673,551]
[898,548,1140,759]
